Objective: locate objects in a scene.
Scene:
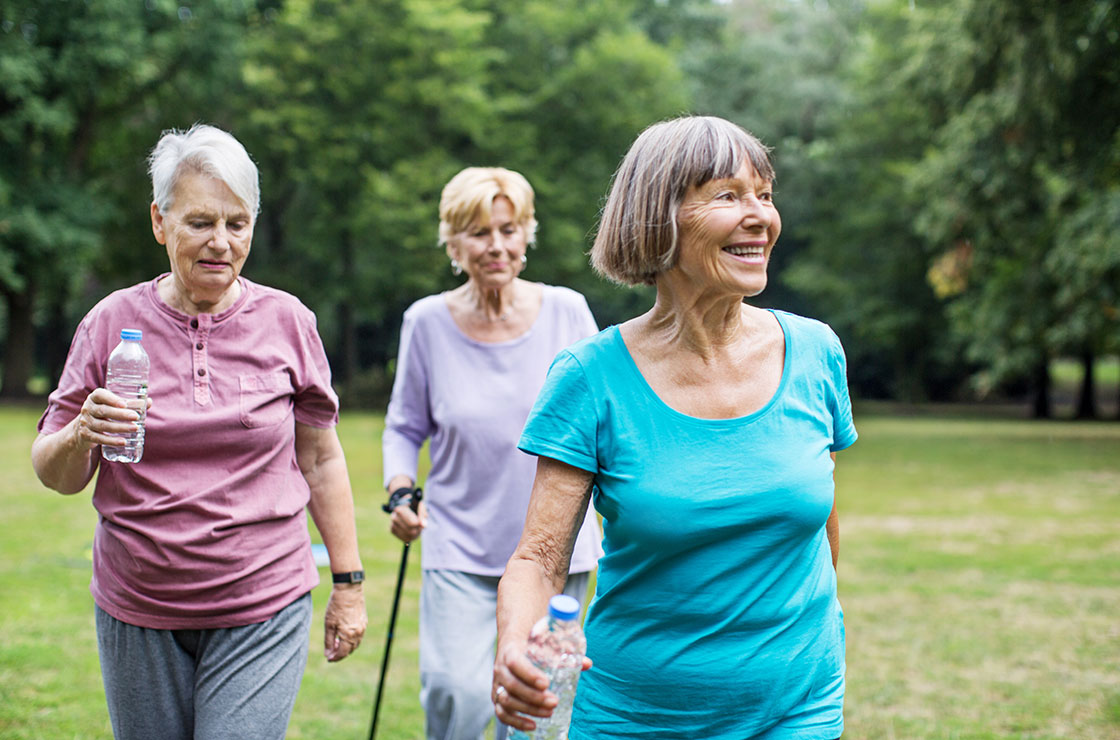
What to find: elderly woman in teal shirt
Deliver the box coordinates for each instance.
[493,115,855,740]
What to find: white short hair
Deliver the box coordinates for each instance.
[148,124,260,215]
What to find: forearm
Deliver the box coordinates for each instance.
[299,425,362,573]
[497,553,567,650]
[306,453,363,573]
[31,421,98,495]
[497,457,590,650]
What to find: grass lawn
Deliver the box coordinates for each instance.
[1,403,1118,739]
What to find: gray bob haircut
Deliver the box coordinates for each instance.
[148,124,260,216]
[591,115,774,286]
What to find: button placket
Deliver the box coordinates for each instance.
[191,314,213,405]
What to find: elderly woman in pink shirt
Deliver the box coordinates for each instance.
[383,167,603,740]
[31,124,365,740]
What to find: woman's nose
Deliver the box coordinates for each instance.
[739,196,771,228]
[209,223,231,250]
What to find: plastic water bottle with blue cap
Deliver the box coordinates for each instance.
[509,593,586,740]
[102,328,149,463]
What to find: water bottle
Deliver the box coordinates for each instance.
[102,328,149,464]
[509,594,586,740]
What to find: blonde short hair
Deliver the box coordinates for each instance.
[438,167,538,246]
[148,124,260,216]
[591,115,775,286]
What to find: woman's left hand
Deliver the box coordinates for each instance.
[324,583,367,662]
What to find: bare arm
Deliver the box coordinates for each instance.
[494,456,594,733]
[827,452,839,570]
[297,422,367,662]
[31,388,146,494]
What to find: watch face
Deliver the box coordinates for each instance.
[335,571,364,584]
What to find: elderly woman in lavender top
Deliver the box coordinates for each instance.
[382,166,603,740]
[31,124,366,740]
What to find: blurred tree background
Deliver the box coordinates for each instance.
[2,0,1117,416]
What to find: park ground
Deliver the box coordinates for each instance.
[1,399,1118,740]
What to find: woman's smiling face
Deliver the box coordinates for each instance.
[673,161,781,298]
[151,169,254,314]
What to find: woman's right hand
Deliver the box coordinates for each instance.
[389,499,427,543]
[492,634,556,732]
[74,387,149,451]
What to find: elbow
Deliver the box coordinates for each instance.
[31,438,93,496]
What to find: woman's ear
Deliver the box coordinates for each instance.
[151,202,167,245]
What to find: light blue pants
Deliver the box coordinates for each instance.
[95,593,312,740]
[420,570,591,740]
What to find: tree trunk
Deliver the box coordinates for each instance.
[1031,358,1052,419]
[1074,347,1098,419]
[1,286,36,399]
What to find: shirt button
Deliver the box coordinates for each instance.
[197,368,206,377]
[196,342,204,350]
[190,319,199,329]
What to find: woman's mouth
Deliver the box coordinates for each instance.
[722,245,766,262]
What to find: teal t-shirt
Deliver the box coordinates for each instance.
[518,310,857,740]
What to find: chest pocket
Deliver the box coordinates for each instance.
[239,372,294,428]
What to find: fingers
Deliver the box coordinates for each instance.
[323,586,368,662]
[325,628,363,662]
[492,647,556,730]
[389,502,426,542]
[76,388,145,448]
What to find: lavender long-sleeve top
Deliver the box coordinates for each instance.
[382,284,604,576]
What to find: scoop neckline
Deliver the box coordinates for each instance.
[611,308,791,427]
[438,283,549,348]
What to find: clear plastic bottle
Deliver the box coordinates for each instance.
[509,594,586,740]
[101,328,149,464]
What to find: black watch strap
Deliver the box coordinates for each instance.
[331,570,365,585]
[383,486,423,514]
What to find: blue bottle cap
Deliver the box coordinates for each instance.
[120,329,143,341]
[548,594,580,621]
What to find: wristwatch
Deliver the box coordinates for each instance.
[331,570,365,585]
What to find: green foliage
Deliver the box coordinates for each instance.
[0,0,253,393]
[6,0,1120,409]
[239,0,686,379]
[904,0,1120,406]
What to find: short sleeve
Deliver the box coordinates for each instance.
[291,311,340,428]
[38,320,102,435]
[825,328,857,452]
[518,349,600,473]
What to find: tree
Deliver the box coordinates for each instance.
[906,0,1120,417]
[241,0,688,390]
[1,0,252,396]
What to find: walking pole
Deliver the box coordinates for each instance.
[369,487,423,740]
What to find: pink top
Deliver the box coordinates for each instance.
[38,275,339,629]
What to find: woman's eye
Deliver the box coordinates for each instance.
[715,191,737,202]
[759,191,774,202]
[501,225,517,235]
[190,221,210,229]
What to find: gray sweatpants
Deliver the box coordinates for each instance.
[420,569,591,740]
[95,593,312,740]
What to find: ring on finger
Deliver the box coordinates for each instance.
[495,685,507,702]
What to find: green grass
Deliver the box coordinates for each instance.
[2,405,1118,739]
